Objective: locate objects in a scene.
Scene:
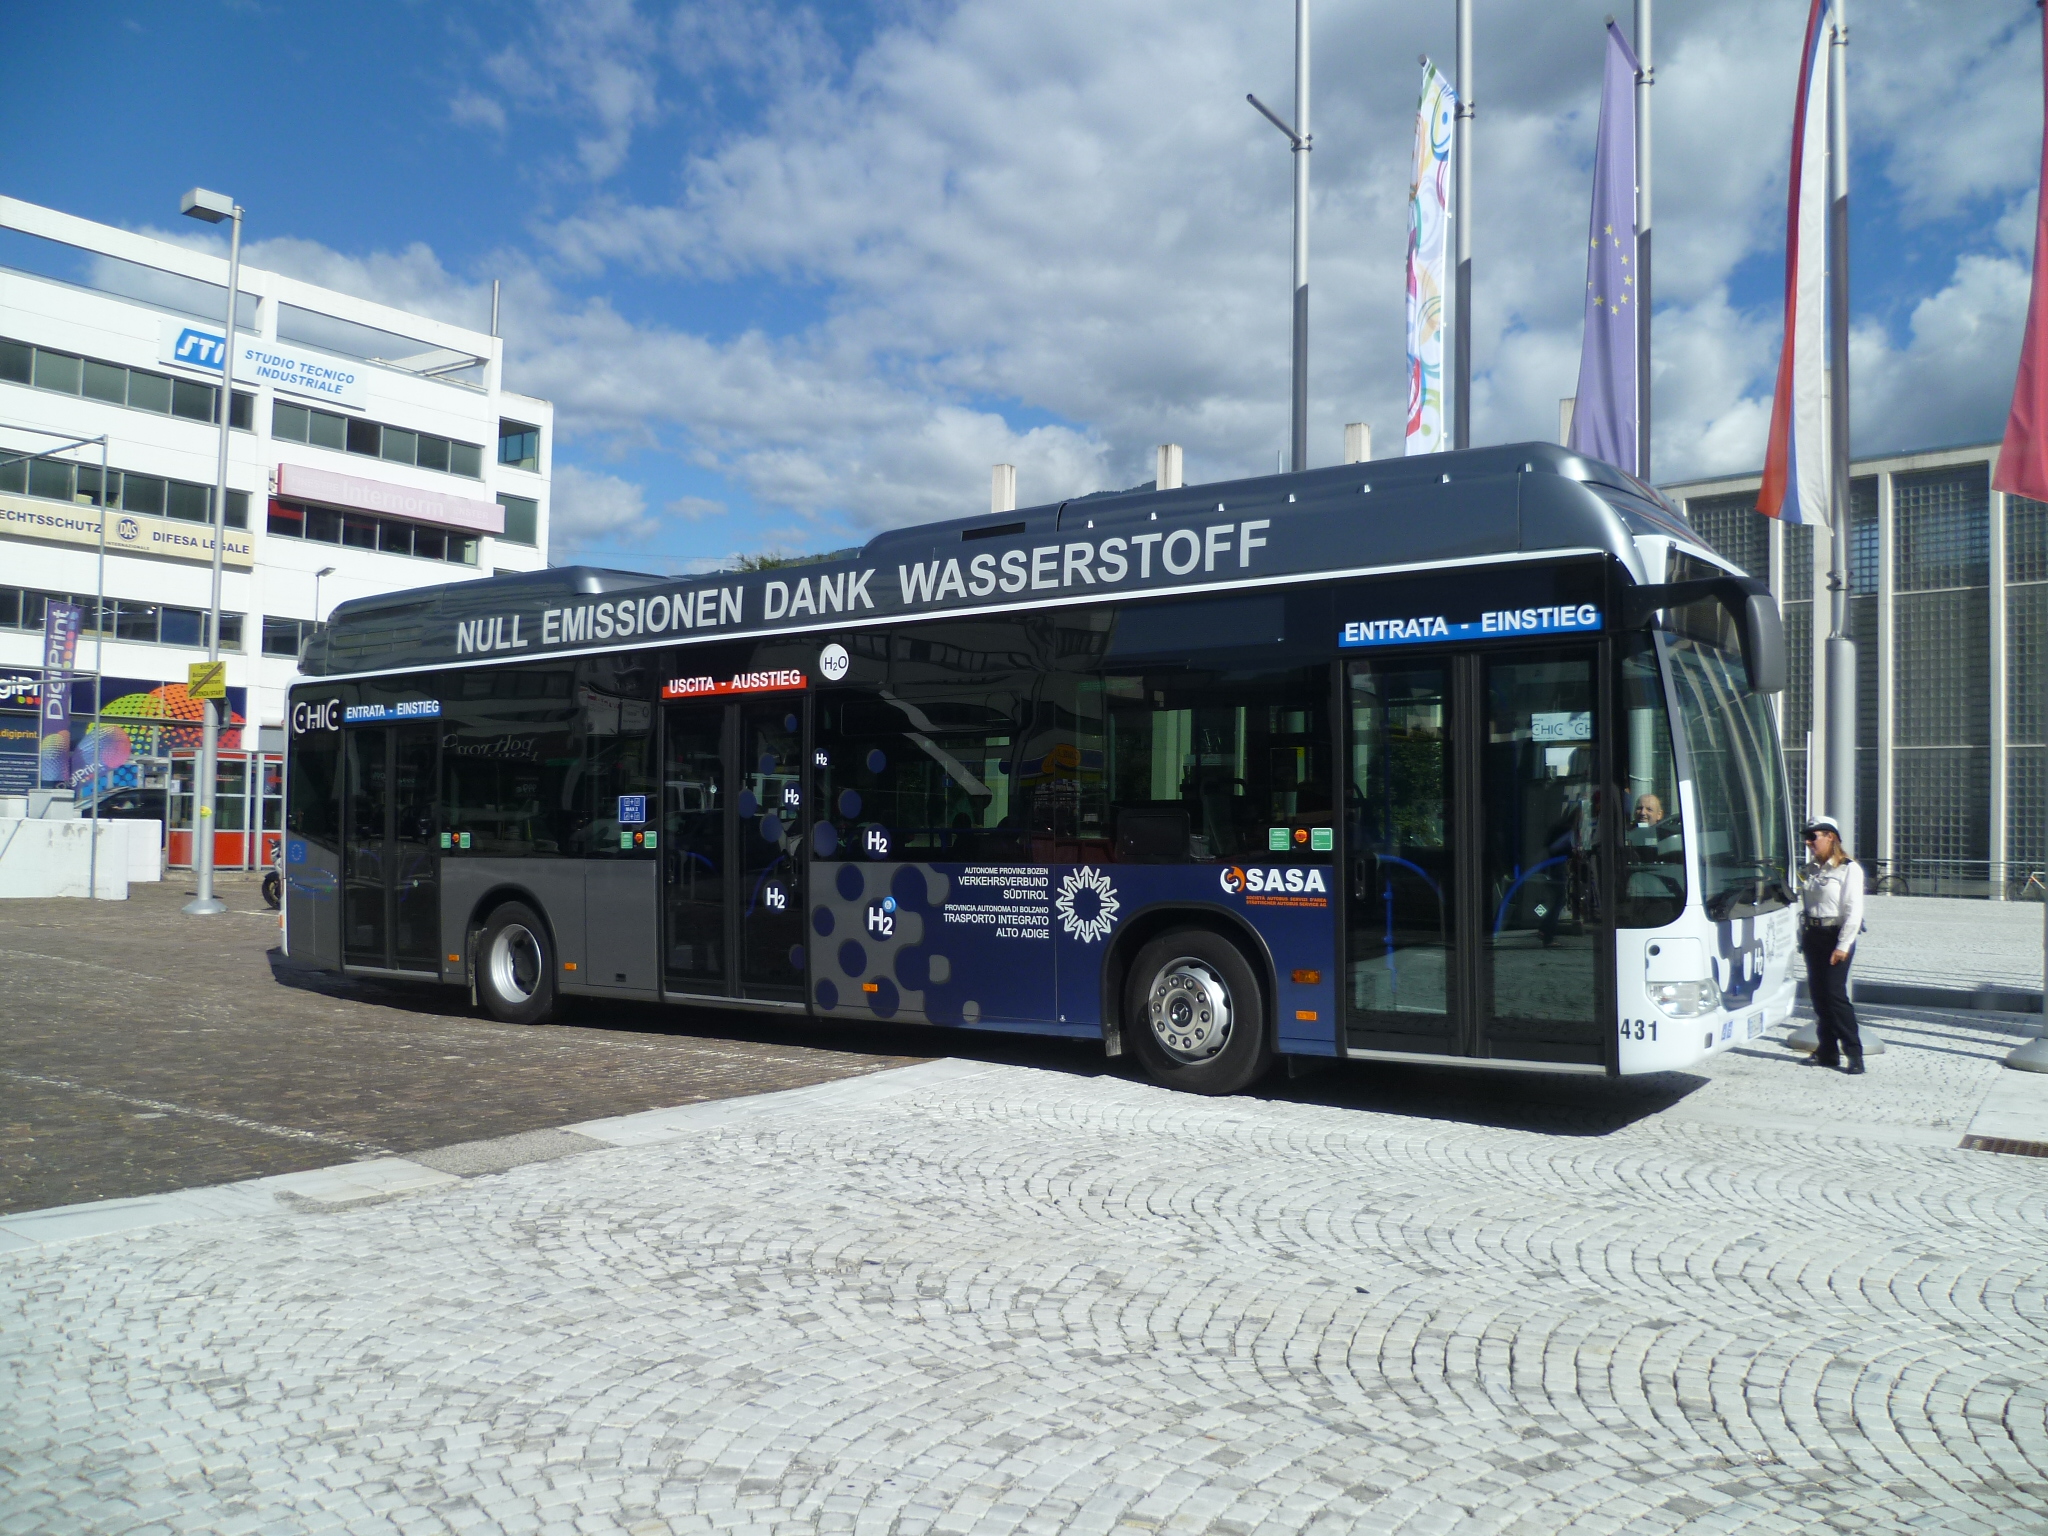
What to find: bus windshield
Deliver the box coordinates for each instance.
[1666,634,1794,919]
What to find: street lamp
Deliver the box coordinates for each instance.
[179,185,242,917]
[314,565,336,623]
[1246,0,1311,473]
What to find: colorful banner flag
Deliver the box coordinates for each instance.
[1566,22,1642,475]
[1406,61,1457,456]
[1759,0,1834,525]
[1995,12,2048,505]
[38,600,81,787]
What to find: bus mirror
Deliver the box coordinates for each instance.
[1621,575,1784,695]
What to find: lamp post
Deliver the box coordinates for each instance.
[314,565,336,623]
[179,186,242,917]
[1247,0,1311,472]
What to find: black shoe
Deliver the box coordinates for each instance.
[1843,1060,1866,1075]
[1801,1054,1841,1068]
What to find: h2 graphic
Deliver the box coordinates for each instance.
[173,328,227,371]
[862,826,891,859]
[763,883,788,912]
[866,896,897,938]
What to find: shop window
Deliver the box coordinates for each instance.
[412,527,448,561]
[341,516,378,549]
[268,503,304,537]
[305,507,342,542]
[228,391,253,430]
[378,522,414,556]
[263,617,309,658]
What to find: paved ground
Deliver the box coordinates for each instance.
[3,999,2044,1535]
[1856,895,2044,993]
[0,874,944,1216]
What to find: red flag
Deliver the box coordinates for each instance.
[1995,11,2048,503]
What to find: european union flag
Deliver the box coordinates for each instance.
[1567,22,1641,477]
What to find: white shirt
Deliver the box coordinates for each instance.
[1799,857,1866,951]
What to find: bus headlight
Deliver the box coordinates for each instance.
[1648,979,1719,1017]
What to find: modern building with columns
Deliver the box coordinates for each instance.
[1665,442,2040,896]
[0,194,551,827]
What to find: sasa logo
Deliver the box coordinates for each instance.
[1219,866,1247,895]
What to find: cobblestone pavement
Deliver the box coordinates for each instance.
[1854,896,2043,993]
[0,874,935,1215]
[4,1005,2045,1535]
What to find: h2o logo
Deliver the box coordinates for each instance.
[819,643,851,682]
[291,699,341,735]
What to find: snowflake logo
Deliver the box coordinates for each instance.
[1055,865,1121,944]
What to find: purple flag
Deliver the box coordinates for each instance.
[38,600,81,788]
[1567,21,1641,475]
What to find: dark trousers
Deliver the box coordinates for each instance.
[1801,924,1861,1065]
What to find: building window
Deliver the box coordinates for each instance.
[271,398,481,479]
[1685,492,1769,580]
[0,334,250,429]
[498,420,540,472]
[0,585,243,649]
[0,457,250,529]
[266,498,478,567]
[496,493,538,546]
[262,616,316,659]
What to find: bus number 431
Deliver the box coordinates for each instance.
[1620,1018,1658,1041]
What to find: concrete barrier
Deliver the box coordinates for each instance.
[0,818,137,899]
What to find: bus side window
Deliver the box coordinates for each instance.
[1100,664,1332,864]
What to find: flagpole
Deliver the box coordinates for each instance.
[1634,0,1653,479]
[1824,0,1857,846]
[1453,0,1473,450]
[1292,0,1310,473]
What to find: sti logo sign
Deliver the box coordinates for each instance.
[171,328,227,372]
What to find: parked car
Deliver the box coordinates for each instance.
[78,786,167,841]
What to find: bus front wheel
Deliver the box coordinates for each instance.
[1124,930,1271,1096]
[478,901,557,1025]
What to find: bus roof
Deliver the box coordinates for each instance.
[300,441,1700,679]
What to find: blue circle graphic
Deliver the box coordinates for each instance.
[788,944,806,972]
[838,788,862,818]
[760,813,784,843]
[759,753,777,776]
[835,863,864,901]
[814,978,839,1011]
[812,905,835,937]
[784,713,799,732]
[737,790,758,819]
[868,977,900,1019]
[837,939,867,977]
[812,821,839,858]
[866,748,887,773]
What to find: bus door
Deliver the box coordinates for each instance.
[1345,644,1607,1065]
[661,694,807,1001]
[341,722,440,974]
[661,702,730,994]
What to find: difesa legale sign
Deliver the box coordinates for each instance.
[0,494,255,568]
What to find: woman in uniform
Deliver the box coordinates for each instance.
[1798,815,1867,1074]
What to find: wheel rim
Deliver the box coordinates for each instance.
[1146,956,1232,1063]
[488,923,543,1003]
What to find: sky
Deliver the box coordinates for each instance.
[0,1,2038,574]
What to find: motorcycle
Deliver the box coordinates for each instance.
[262,846,282,910]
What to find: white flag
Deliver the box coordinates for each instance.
[1407,61,1456,456]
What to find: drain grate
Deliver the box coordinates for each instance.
[1959,1134,2048,1158]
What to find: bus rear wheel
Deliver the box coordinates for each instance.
[478,901,557,1025]
[1124,930,1271,1096]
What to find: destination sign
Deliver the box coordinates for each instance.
[661,670,809,699]
[1340,603,1602,648]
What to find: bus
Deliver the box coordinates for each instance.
[283,441,1797,1095]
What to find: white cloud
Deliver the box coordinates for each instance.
[550,463,658,554]
[450,90,508,134]
[223,0,2038,553]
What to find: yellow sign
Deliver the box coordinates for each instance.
[187,662,227,701]
[0,493,256,568]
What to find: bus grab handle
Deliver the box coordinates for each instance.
[1618,576,1785,695]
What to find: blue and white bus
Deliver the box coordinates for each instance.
[284,441,1797,1095]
